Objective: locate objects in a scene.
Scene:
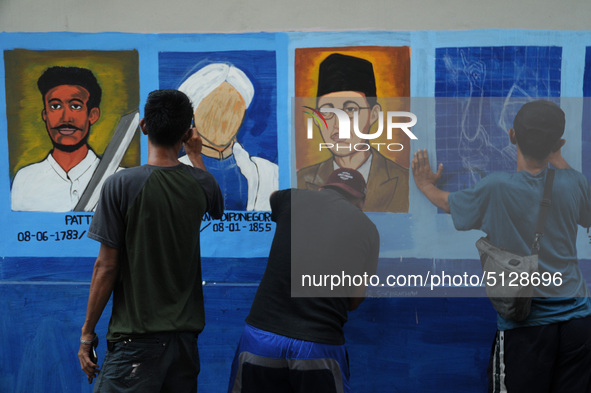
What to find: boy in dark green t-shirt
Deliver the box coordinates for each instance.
[78,89,223,392]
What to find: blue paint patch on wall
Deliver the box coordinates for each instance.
[0,281,111,392]
[202,257,267,283]
[347,297,497,392]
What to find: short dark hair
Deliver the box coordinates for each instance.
[37,66,102,110]
[143,90,193,147]
[513,100,565,160]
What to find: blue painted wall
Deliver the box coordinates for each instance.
[0,257,500,392]
[2,30,591,392]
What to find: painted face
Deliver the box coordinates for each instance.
[316,91,378,157]
[42,85,99,150]
[195,82,246,149]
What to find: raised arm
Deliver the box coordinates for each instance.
[183,127,206,170]
[412,149,450,213]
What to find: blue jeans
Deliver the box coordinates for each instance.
[93,332,199,393]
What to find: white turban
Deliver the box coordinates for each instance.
[178,63,255,110]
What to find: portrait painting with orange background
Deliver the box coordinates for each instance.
[294,46,411,171]
[4,49,141,180]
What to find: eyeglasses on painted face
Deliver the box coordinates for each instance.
[317,101,372,120]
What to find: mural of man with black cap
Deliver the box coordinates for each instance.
[297,53,409,213]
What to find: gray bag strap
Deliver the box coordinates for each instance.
[531,168,555,255]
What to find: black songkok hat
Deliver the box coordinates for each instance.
[317,53,377,98]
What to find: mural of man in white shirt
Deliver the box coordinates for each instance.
[11,66,103,212]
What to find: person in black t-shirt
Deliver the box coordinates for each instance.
[227,168,379,393]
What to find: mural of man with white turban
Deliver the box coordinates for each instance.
[178,63,278,211]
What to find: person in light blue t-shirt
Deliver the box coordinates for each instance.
[413,100,591,393]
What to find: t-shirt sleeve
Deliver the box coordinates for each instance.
[206,175,224,220]
[87,174,126,249]
[186,166,224,219]
[270,189,291,222]
[448,177,492,231]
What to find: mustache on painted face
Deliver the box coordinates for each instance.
[54,124,83,135]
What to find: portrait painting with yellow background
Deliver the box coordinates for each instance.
[5,49,141,180]
[295,46,411,171]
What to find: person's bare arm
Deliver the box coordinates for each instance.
[78,244,120,383]
[183,127,206,170]
[412,149,450,213]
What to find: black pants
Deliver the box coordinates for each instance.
[94,332,200,393]
[489,316,591,393]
